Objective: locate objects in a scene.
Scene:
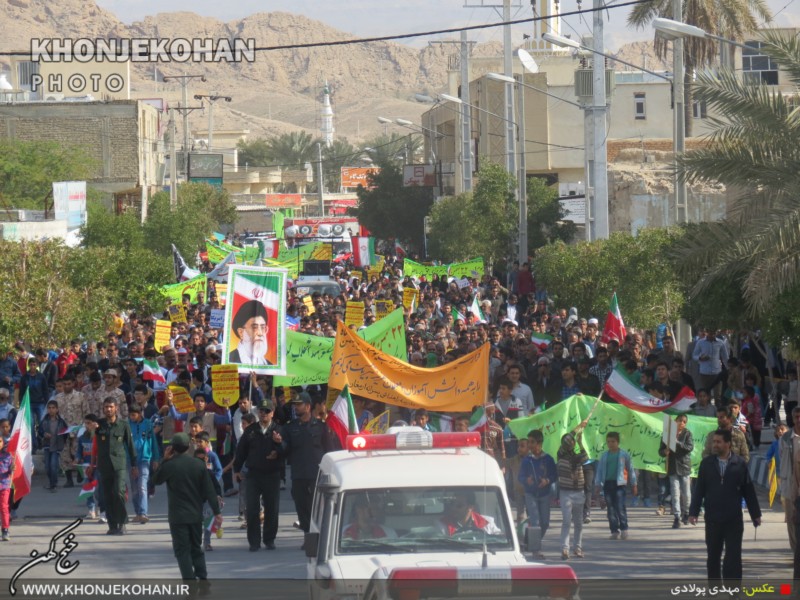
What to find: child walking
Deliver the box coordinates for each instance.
[0,435,12,540]
[594,432,637,540]
[196,432,223,551]
[38,400,68,492]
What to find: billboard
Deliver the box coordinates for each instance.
[188,153,224,179]
[403,164,437,187]
[284,217,360,239]
[265,193,302,208]
[52,181,87,229]
[341,167,380,189]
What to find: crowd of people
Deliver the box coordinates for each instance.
[0,250,796,585]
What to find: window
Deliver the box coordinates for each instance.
[692,99,708,119]
[15,61,39,90]
[634,92,646,120]
[742,41,779,85]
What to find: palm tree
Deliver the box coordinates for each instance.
[672,32,800,315]
[361,132,423,169]
[628,0,771,135]
[263,131,319,171]
[321,138,359,191]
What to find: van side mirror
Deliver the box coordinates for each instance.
[304,532,319,558]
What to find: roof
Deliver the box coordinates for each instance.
[319,447,506,491]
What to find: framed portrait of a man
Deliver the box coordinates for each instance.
[222,266,288,375]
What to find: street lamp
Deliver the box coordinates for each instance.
[653,18,752,49]
[194,93,232,152]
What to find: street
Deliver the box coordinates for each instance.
[0,446,794,597]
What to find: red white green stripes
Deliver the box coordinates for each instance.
[604,366,696,413]
[142,358,165,384]
[601,292,627,344]
[531,332,553,350]
[352,236,377,268]
[327,385,359,447]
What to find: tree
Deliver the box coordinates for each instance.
[628,0,770,136]
[535,228,685,328]
[322,138,358,191]
[671,33,800,315]
[427,163,516,268]
[526,177,577,250]
[362,133,423,169]
[352,164,434,251]
[0,240,115,349]
[0,140,96,210]
[236,137,272,168]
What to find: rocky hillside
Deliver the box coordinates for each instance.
[1,0,662,142]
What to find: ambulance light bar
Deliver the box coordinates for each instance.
[346,431,481,452]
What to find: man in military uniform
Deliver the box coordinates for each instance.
[234,400,283,551]
[153,432,221,581]
[81,371,105,416]
[101,368,129,421]
[277,392,335,535]
[87,397,137,535]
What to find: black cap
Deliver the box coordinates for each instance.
[292,391,312,405]
[257,400,273,412]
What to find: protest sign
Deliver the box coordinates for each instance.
[374,300,393,320]
[154,320,171,352]
[209,309,225,329]
[211,364,240,407]
[160,274,208,305]
[169,385,194,414]
[345,301,364,328]
[507,395,718,476]
[402,288,417,311]
[222,266,288,375]
[303,296,315,315]
[329,320,488,411]
[274,309,407,387]
[403,257,484,280]
[168,304,187,323]
[215,284,228,305]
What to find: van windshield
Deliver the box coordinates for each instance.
[336,487,513,555]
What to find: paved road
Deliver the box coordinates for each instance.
[0,446,793,588]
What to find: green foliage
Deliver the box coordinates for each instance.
[237,132,318,170]
[535,228,685,328]
[0,240,114,349]
[82,200,145,251]
[428,162,516,266]
[0,140,95,210]
[144,182,238,257]
[352,164,434,251]
[526,177,577,250]
[322,138,358,191]
[362,133,423,169]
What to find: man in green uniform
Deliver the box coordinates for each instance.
[86,397,136,535]
[153,432,221,581]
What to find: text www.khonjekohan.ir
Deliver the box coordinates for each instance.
[17,584,191,598]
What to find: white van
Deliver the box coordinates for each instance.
[305,427,578,600]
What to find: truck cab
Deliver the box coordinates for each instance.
[305,427,578,600]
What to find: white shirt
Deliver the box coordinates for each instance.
[692,338,729,375]
[512,382,535,415]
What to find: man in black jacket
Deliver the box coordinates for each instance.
[689,429,761,586]
[233,400,283,552]
[276,392,335,534]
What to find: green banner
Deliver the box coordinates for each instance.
[205,240,230,264]
[206,239,261,266]
[274,308,407,386]
[507,396,719,476]
[160,274,208,305]
[404,257,484,280]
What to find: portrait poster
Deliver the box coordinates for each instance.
[222,266,288,375]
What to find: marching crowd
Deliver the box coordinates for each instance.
[0,251,797,584]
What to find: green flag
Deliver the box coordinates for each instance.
[507,395,718,476]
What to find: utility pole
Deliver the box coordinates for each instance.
[169,108,178,211]
[460,32,473,192]
[516,74,528,263]
[162,73,206,172]
[316,142,325,217]
[673,0,687,224]
[194,93,233,152]
[591,0,609,239]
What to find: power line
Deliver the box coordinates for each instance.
[0,0,650,58]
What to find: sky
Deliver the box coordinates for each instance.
[95,0,799,53]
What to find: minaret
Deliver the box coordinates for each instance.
[320,81,334,147]
[531,0,565,54]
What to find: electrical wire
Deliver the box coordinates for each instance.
[0,0,652,58]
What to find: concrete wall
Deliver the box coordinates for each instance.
[0,219,68,241]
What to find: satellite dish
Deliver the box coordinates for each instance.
[517,48,540,74]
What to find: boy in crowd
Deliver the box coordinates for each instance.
[196,432,223,551]
[594,432,637,540]
[75,414,103,520]
[518,430,557,559]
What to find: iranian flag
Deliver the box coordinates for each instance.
[451,307,467,322]
[327,385,359,447]
[531,332,553,351]
[601,292,627,344]
[142,358,166,384]
[468,406,490,432]
[204,514,222,534]
[258,239,281,260]
[469,297,487,324]
[7,390,33,500]
[78,478,97,502]
[395,240,406,258]
[352,236,377,268]
[227,268,285,368]
[604,365,696,413]
[429,413,454,432]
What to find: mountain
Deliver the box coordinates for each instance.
[1,0,663,142]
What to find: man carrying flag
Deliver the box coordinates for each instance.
[601,292,626,345]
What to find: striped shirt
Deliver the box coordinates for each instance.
[557,446,589,491]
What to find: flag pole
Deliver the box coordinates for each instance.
[574,390,604,434]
